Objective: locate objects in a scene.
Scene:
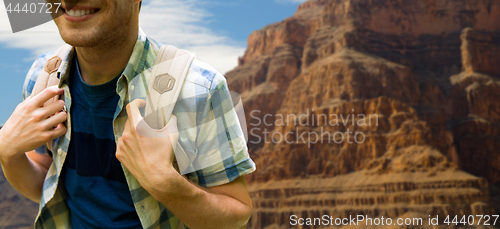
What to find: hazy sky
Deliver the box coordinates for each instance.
[0,0,306,124]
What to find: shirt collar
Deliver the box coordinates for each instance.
[121,28,150,83]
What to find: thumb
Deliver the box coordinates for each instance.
[166,115,179,144]
[126,99,146,129]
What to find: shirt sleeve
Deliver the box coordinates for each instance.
[179,61,256,188]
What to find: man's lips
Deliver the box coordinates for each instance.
[61,6,100,22]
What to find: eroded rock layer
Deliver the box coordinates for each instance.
[224,0,500,228]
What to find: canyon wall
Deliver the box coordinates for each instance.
[224,0,500,228]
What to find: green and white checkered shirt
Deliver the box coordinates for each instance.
[22,29,255,228]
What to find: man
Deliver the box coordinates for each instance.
[0,0,255,228]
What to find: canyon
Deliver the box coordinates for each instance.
[224,0,500,228]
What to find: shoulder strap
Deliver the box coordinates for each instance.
[144,45,195,129]
[31,44,72,104]
[31,44,71,153]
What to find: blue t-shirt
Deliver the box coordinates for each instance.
[60,57,142,228]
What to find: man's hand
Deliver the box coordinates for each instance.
[0,86,67,165]
[117,99,252,229]
[116,99,179,196]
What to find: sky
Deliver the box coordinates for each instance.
[0,0,307,124]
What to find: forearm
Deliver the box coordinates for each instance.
[0,86,66,203]
[148,169,251,229]
[0,151,49,203]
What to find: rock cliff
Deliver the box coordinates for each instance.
[224,0,500,228]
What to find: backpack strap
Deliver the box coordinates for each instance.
[31,44,72,104]
[30,44,72,153]
[144,45,195,129]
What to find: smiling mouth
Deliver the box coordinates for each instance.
[62,8,100,17]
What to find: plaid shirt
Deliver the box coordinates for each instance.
[22,29,255,229]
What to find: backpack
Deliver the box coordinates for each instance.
[29,44,195,170]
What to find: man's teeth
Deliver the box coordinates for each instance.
[66,9,95,17]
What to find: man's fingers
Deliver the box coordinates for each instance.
[49,123,67,140]
[123,118,131,134]
[40,100,65,119]
[31,86,64,107]
[43,111,67,130]
[126,99,146,128]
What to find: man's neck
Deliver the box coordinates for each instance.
[74,28,138,86]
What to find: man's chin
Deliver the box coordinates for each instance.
[59,31,105,48]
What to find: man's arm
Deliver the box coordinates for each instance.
[151,171,252,229]
[0,151,53,203]
[117,100,252,229]
[0,86,67,203]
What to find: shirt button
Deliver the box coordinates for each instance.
[130,85,135,91]
[57,149,63,155]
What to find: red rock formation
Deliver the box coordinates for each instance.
[461,28,500,76]
[225,0,500,228]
